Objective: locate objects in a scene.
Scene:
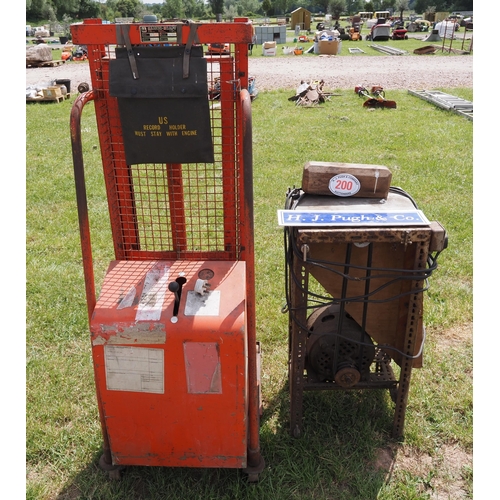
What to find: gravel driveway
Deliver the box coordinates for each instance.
[249,53,473,91]
[26,52,473,92]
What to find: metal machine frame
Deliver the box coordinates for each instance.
[283,187,447,439]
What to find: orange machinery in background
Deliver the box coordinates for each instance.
[70,18,264,481]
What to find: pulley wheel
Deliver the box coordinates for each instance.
[334,365,361,388]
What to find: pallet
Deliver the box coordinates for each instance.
[26,93,71,104]
[26,59,65,68]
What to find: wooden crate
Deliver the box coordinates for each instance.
[302,161,392,199]
[42,86,63,99]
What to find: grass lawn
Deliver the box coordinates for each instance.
[26,84,472,499]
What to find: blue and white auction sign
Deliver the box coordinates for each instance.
[277,210,430,227]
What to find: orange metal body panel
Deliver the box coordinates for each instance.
[71,19,254,47]
[91,260,248,467]
[70,18,263,476]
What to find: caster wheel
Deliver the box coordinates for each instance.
[247,473,259,483]
[99,453,125,480]
[109,468,122,480]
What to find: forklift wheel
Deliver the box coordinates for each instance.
[99,453,125,480]
[108,468,122,481]
[243,455,265,483]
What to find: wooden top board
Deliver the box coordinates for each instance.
[302,161,392,199]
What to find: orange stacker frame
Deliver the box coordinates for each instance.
[70,18,264,481]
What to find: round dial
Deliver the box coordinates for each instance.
[198,268,214,280]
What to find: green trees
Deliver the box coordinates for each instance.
[79,0,100,18]
[394,0,409,20]
[28,0,475,24]
[262,0,273,16]
[331,0,347,19]
[208,0,224,20]
[27,0,100,22]
[414,0,474,13]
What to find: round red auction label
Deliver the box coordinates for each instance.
[328,173,361,197]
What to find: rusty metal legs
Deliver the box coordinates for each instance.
[287,234,430,440]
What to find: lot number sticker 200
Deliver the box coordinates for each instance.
[329,173,361,197]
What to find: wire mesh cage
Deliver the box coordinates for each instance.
[72,20,253,261]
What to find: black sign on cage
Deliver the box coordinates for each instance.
[109,45,214,165]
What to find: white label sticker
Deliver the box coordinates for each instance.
[184,290,221,316]
[135,264,170,321]
[117,285,136,309]
[104,345,164,393]
[328,173,361,197]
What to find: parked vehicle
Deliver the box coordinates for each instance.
[355,12,373,24]
[33,26,50,37]
[366,19,392,41]
[463,17,473,29]
[406,19,431,32]
[206,43,230,55]
[392,27,408,40]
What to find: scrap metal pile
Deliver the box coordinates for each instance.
[209,76,258,101]
[288,80,337,106]
[287,81,396,109]
[355,85,397,108]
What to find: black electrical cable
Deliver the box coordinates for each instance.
[286,238,434,306]
[282,185,437,361]
[389,186,419,208]
[289,235,438,280]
